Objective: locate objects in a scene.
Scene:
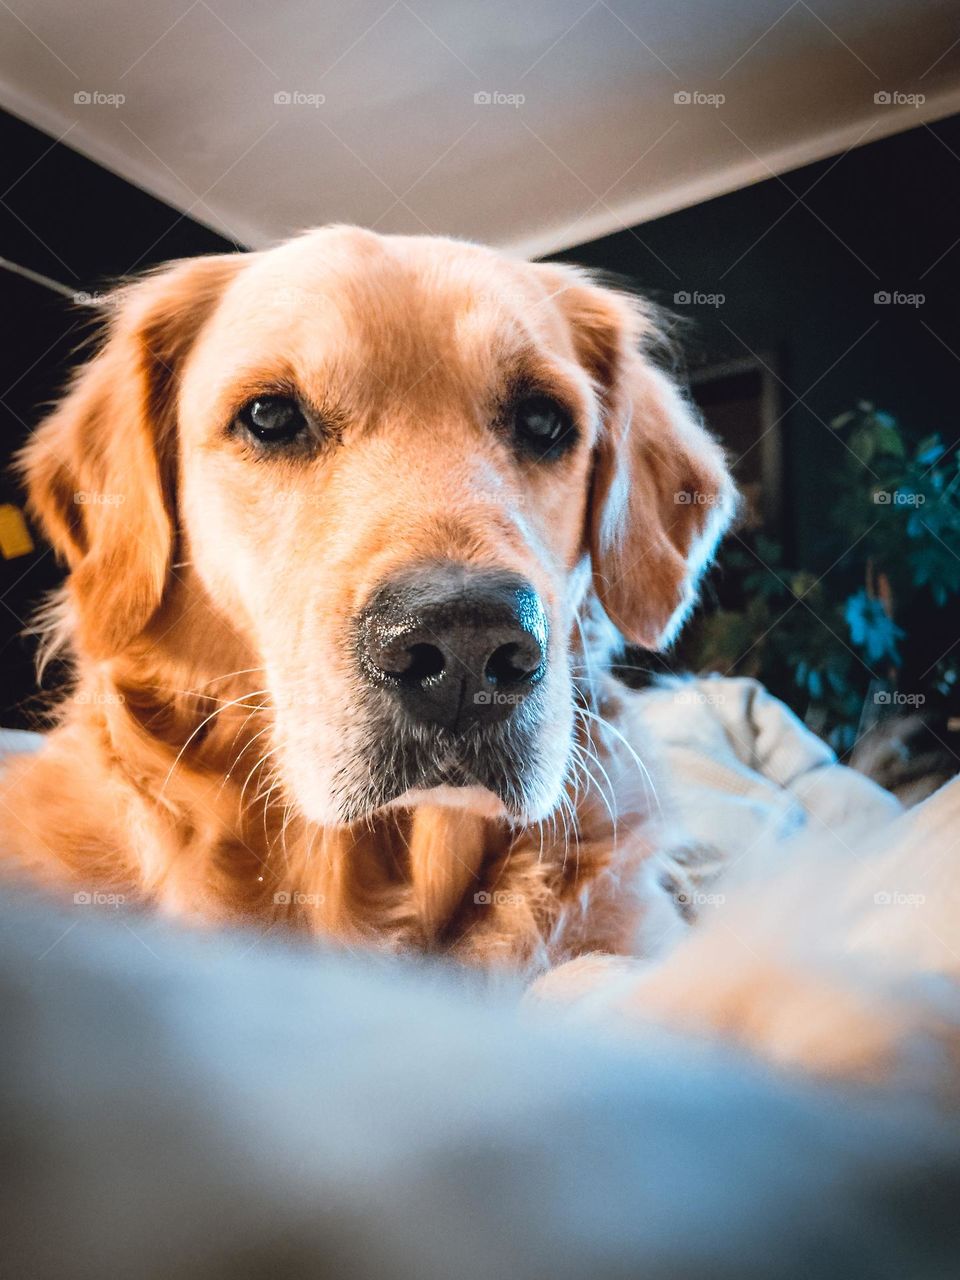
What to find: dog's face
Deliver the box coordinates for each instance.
[25,227,734,827]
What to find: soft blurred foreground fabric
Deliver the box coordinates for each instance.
[1,885,959,1280]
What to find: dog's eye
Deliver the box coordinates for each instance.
[236,395,308,446]
[513,395,574,457]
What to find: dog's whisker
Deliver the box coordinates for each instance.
[278,800,296,866]
[573,737,619,838]
[557,788,577,878]
[222,723,275,791]
[157,689,274,806]
[570,662,662,678]
[259,777,287,856]
[577,705,662,820]
[240,744,284,816]
[164,690,269,710]
[189,667,269,690]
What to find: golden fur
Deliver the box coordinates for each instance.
[0,227,735,974]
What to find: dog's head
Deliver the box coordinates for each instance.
[24,227,735,826]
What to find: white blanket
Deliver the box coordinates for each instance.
[632,675,901,865]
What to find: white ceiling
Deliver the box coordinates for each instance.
[1,0,959,257]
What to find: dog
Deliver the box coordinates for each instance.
[0,226,735,973]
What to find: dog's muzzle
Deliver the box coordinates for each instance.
[356,562,548,731]
[332,563,557,821]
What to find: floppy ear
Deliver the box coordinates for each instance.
[539,266,737,650]
[20,254,241,660]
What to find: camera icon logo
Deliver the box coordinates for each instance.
[273,890,292,904]
[474,891,493,905]
[874,91,891,105]
[274,91,292,105]
[874,290,891,304]
[673,290,691,304]
[74,91,92,105]
[73,891,92,904]
[474,91,492,105]
[674,90,691,105]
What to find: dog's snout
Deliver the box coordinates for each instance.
[357,564,547,730]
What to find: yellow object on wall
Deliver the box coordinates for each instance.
[0,504,35,559]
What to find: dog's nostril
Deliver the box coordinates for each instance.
[485,638,541,686]
[404,642,445,683]
[374,638,445,681]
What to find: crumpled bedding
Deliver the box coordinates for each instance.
[630,676,902,866]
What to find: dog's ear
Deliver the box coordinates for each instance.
[21,254,241,659]
[538,265,737,649]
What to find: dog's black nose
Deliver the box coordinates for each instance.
[357,564,547,730]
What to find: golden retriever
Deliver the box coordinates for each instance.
[0,226,735,973]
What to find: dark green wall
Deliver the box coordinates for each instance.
[547,114,960,569]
